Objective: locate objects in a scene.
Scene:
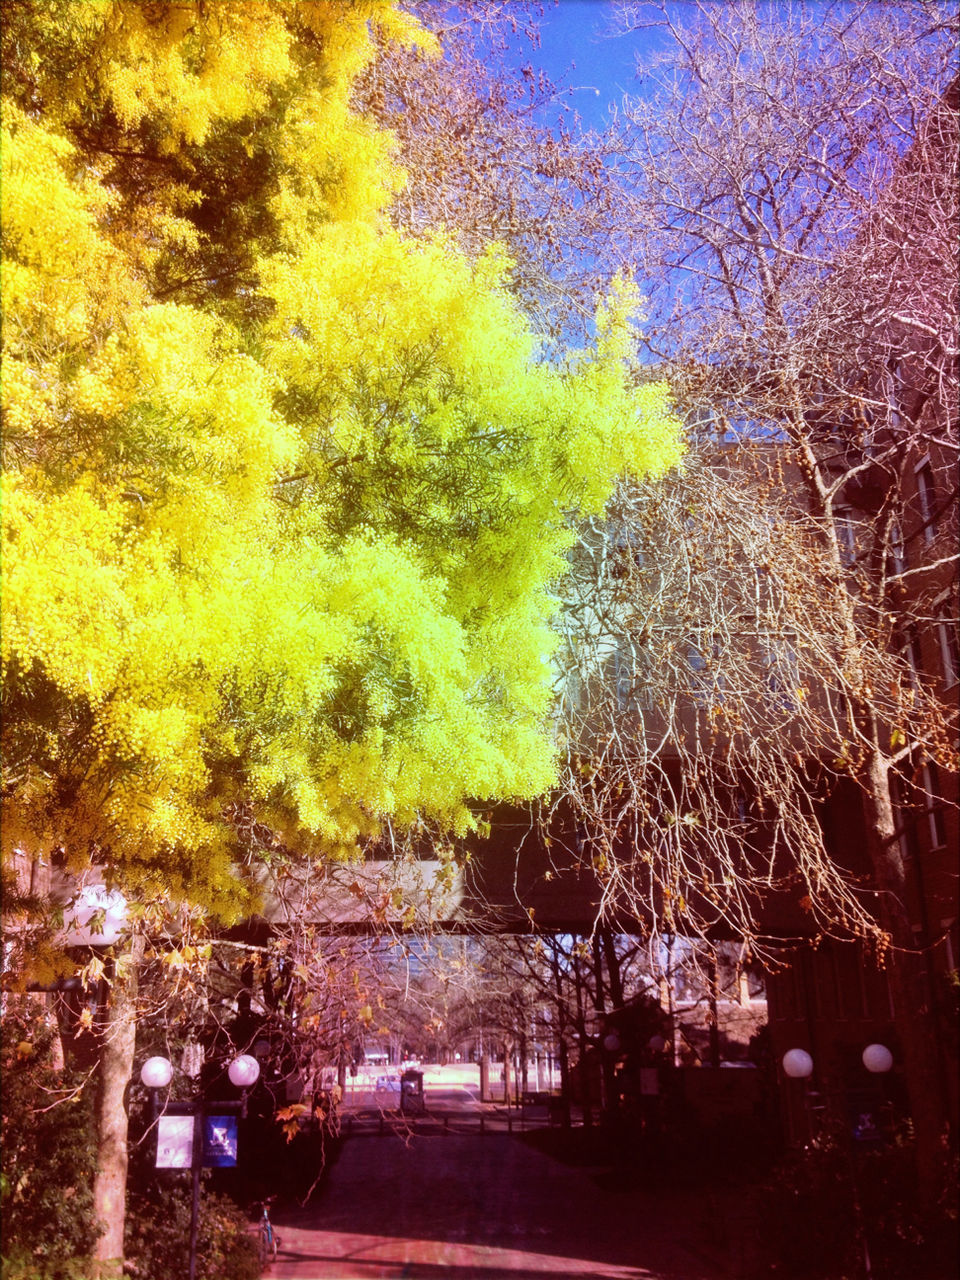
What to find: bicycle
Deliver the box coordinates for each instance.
[254,1196,280,1269]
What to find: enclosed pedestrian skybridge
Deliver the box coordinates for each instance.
[27,803,812,945]
[254,804,604,936]
[252,800,811,940]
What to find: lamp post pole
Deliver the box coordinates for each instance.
[141,1052,261,1280]
[187,1102,203,1280]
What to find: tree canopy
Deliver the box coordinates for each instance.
[1,1,681,919]
[357,0,625,346]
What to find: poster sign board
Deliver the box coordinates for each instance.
[639,1067,660,1096]
[203,1115,238,1167]
[155,1111,239,1168]
[156,1115,193,1168]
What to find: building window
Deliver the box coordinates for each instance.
[899,626,923,688]
[762,637,799,709]
[614,645,633,710]
[889,772,918,862]
[685,634,725,707]
[921,762,947,850]
[769,964,799,1021]
[835,509,857,565]
[880,361,903,431]
[614,640,653,711]
[887,519,906,576]
[609,526,644,579]
[937,618,958,688]
[915,460,937,545]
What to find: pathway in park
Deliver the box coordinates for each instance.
[265,1127,735,1280]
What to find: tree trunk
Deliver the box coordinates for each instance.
[707,948,721,1069]
[572,941,592,1125]
[556,1038,571,1125]
[600,926,625,1009]
[92,936,142,1277]
[862,749,947,1195]
[592,932,618,1117]
[550,946,572,1125]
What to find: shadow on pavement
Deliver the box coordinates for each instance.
[265,1132,731,1280]
[270,1251,656,1280]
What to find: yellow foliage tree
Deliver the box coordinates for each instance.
[1,1,680,920]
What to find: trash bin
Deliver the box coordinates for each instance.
[400,1068,425,1115]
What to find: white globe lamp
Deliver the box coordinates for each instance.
[782,1048,814,1079]
[862,1043,893,1074]
[140,1056,174,1089]
[603,1032,621,1053]
[228,1054,261,1089]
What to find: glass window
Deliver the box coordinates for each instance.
[762,637,799,709]
[889,772,918,862]
[835,510,857,564]
[614,640,653,711]
[915,461,937,545]
[887,519,906,575]
[937,619,958,688]
[921,763,947,849]
[899,626,923,687]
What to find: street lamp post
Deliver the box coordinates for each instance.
[140,1052,261,1280]
[780,1043,894,1279]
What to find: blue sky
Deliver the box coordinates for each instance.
[499,0,667,132]
[532,0,644,130]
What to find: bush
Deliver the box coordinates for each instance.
[0,1011,100,1278]
[758,1134,859,1278]
[0,1257,117,1280]
[856,1136,959,1280]
[124,1179,260,1280]
[757,1128,959,1280]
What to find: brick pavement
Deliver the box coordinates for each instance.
[264,1131,733,1280]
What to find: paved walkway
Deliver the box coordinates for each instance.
[265,1132,732,1280]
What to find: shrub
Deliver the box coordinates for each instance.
[0,1257,116,1280]
[757,1133,859,1278]
[0,1010,100,1277]
[856,1135,959,1280]
[757,1127,959,1280]
[124,1179,260,1280]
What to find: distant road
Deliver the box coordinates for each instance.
[342,1063,557,1111]
[342,1080,480,1114]
[421,1084,479,1113]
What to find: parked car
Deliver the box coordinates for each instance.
[374,1075,401,1101]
